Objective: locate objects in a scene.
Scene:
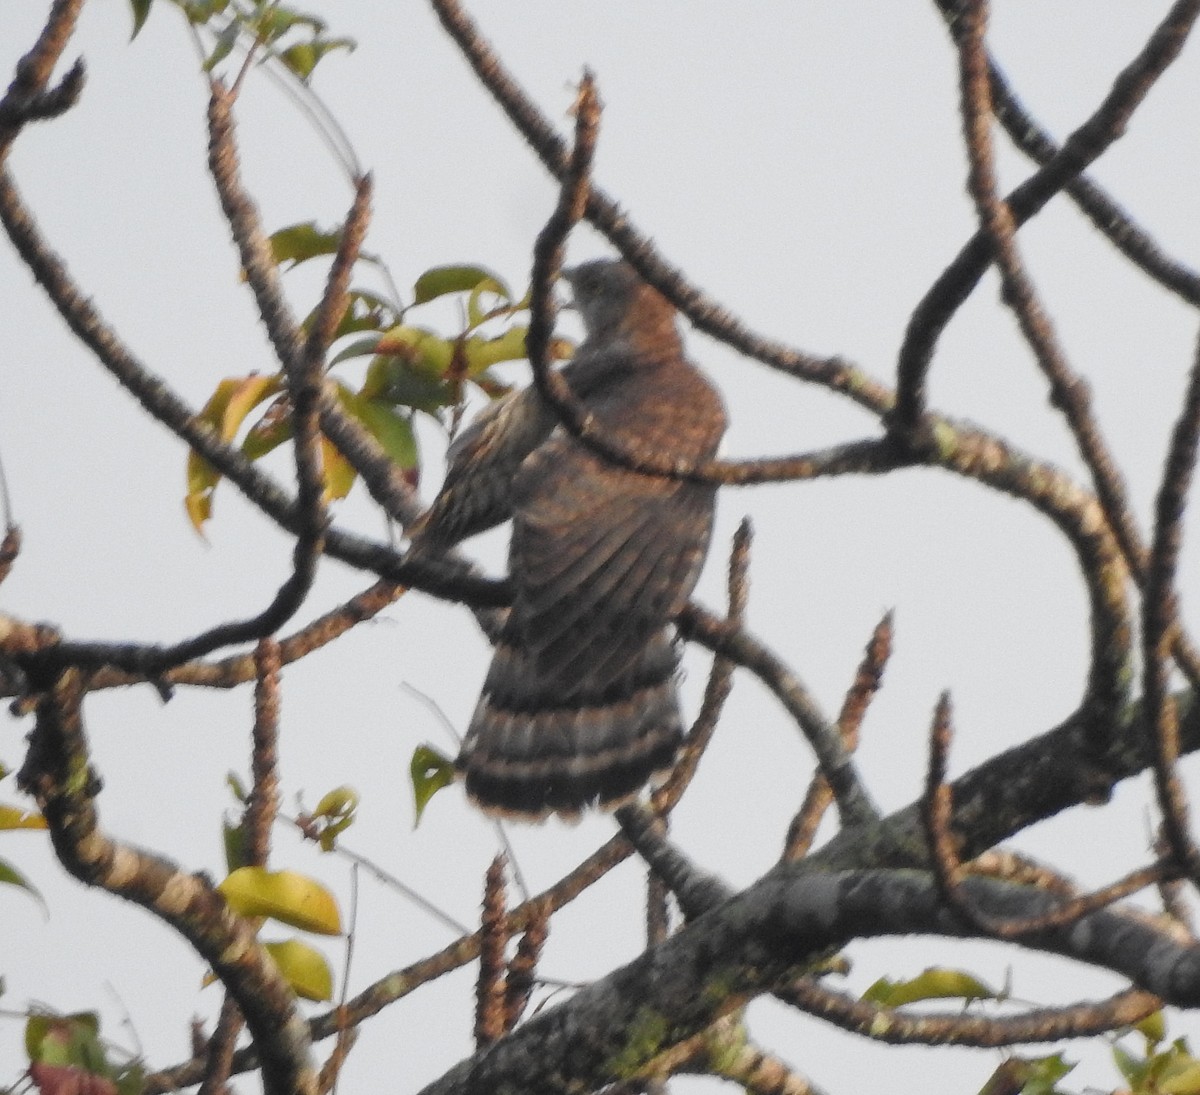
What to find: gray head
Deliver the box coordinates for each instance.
[563,260,676,344]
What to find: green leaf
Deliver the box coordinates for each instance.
[203,21,240,72]
[861,967,996,1008]
[413,264,509,306]
[410,744,455,827]
[278,37,355,81]
[278,42,316,79]
[1135,1010,1167,1047]
[268,221,343,269]
[466,276,513,327]
[372,324,531,384]
[341,388,419,470]
[325,289,399,342]
[26,1011,102,1065]
[459,324,530,373]
[329,333,391,371]
[255,7,324,39]
[0,857,46,912]
[977,1054,1073,1095]
[1018,1054,1074,1095]
[1163,1062,1200,1095]
[182,0,230,25]
[265,938,334,1001]
[312,786,359,820]
[223,819,249,873]
[219,867,343,934]
[1113,1042,1148,1087]
[375,326,456,376]
[129,0,154,38]
[361,353,453,415]
[309,786,359,851]
[241,402,292,461]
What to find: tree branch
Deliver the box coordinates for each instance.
[16,670,317,1095]
[417,868,1200,1094]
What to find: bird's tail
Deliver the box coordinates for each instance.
[456,629,684,820]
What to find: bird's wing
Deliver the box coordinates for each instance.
[509,437,717,698]
[411,386,557,549]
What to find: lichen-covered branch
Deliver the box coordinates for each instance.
[417,868,1200,1095]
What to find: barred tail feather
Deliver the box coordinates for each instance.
[456,631,684,819]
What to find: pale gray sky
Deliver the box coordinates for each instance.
[2,3,1199,1091]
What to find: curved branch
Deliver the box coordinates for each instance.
[0,579,405,698]
[893,0,1200,432]
[16,671,317,1095]
[923,690,1172,936]
[931,0,1200,310]
[427,0,894,418]
[0,0,84,157]
[1144,333,1200,875]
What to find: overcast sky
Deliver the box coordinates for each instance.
[3,3,1200,1091]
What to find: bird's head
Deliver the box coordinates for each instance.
[562,260,677,347]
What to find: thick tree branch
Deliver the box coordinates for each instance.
[417,868,1200,1095]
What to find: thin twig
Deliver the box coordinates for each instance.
[780,978,1160,1047]
[503,900,550,1031]
[923,692,1172,936]
[475,855,509,1048]
[783,611,892,860]
[677,604,879,828]
[655,518,752,805]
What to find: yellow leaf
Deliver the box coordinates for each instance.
[862,967,996,1008]
[320,436,357,501]
[184,481,213,534]
[186,374,283,531]
[219,867,342,935]
[265,939,334,1002]
[220,375,284,442]
[0,805,47,830]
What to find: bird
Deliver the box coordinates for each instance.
[412,259,727,819]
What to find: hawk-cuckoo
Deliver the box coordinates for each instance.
[414,260,726,818]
